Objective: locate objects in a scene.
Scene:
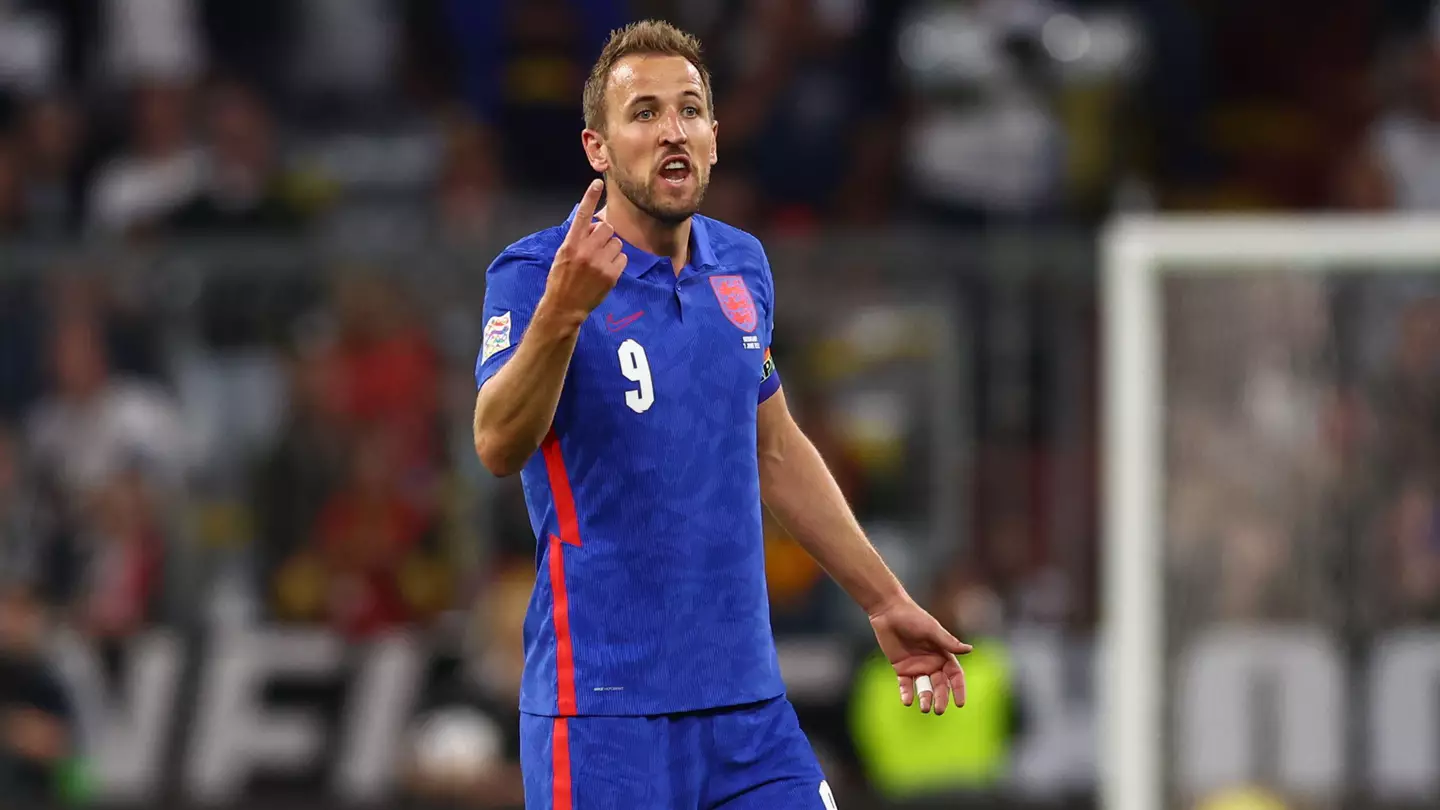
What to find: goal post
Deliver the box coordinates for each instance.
[1100,215,1440,810]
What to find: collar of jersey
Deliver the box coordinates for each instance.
[564,204,718,278]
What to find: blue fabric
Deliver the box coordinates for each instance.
[520,697,832,809]
[476,212,786,716]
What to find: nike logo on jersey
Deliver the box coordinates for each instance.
[606,311,644,332]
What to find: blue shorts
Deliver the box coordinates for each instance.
[520,695,836,810]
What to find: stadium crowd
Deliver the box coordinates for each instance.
[0,0,1438,808]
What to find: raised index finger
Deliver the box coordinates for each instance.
[567,179,604,240]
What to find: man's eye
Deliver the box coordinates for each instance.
[683,106,699,116]
[636,110,654,121]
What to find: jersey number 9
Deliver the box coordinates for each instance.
[618,339,654,413]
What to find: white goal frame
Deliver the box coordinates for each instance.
[1101,215,1440,810]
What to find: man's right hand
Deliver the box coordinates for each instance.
[539,180,627,325]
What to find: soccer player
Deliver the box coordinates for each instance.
[472,19,971,810]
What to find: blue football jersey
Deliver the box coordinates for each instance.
[476,210,785,717]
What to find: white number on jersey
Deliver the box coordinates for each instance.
[617,339,654,413]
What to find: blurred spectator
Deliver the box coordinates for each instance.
[716,0,901,229]
[847,571,1018,801]
[976,507,1067,625]
[895,0,1067,226]
[45,271,168,384]
[405,663,523,807]
[1173,0,1374,210]
[27,281,170,447]
[0,427,35,573]
[0,578,77,804]
[767,391,863,636]
[25,314,189,507]
[1365,296,1440,475]
[0,425,78,612]
[290,0,400,113]
[393,0,465,110]
[251,350,351,610]
[468,561,529,703]
[323,276,442,492]
[0,2,60,107]
[1384,479,1440,619]
[764,508,829,635]
[102,0,205,86]
[435,114,503,243]
[165,79,314,231]
[88,80,202,235]
[404,564,530,807]
[444,0,624,192]
[1338,36,1440,210]
[1163,276,1342,625]
[74,467,164,639]
[18,94,88,236]
[0,138,27,235]
[314,431,426,616]
[274,432,439,639]
[1212,507,1299,621]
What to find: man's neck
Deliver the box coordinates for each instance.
[598,193,690,274]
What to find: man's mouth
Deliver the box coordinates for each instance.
[658,156,692,185]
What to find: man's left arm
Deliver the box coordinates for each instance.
[757,388,972,714]
[757,387,903,615]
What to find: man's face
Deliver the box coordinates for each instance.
[587,54,717,226]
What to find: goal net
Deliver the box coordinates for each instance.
[1102,217,1440,810]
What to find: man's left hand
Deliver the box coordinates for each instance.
[868,597,972,715]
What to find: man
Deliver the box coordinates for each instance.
[0,578,77,804]
[472,20,970,809]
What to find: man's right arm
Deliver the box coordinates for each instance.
[473,180,625,477]
[472,298,585,477]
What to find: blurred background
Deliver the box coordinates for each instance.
[0,0,1435,809]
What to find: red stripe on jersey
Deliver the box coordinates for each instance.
[548,534,578,715]
[552,717,573,809]
[543,430,581,715]
[542,431,582,547]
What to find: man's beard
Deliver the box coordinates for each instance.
[610,167,708,227]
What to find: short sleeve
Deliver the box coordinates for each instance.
[757,250,782,404]
[476,250,550,390]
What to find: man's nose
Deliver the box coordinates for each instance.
[659,111,688,144]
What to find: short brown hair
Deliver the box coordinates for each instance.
[582,20,712,133]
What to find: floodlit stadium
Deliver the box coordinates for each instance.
[0,2,1433,809]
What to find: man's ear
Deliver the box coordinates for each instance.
[582,128,610,173]
[710,120,718,166]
